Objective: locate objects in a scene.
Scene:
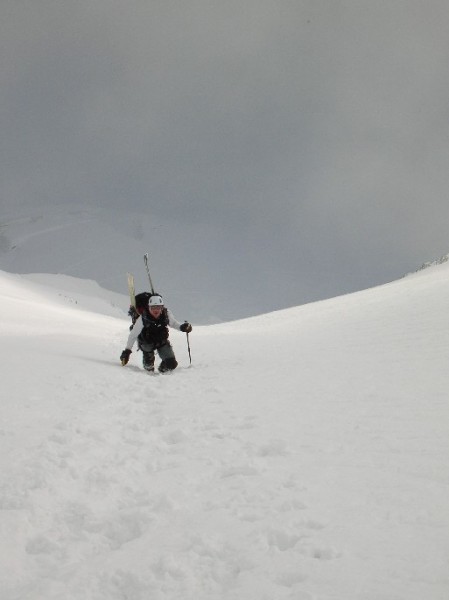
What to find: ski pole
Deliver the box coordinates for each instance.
[143,253,155,293]
[186,332,192,365]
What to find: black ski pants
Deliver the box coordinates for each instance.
[138,340,178,372]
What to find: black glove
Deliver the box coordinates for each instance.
[120,349,132,365]
[180,322,192,333]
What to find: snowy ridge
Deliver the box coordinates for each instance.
[1,266,449,600]
[413,253,449,274]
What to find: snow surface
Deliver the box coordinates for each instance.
[1,266,449,600]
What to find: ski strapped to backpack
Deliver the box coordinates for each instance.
[144,253,155,294]
[127,272,136,308]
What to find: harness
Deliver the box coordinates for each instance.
[138,308,170,348]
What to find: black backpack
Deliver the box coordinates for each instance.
[128,292,152,328]
[135,292,152,311]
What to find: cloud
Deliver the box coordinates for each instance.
[1,1,449,321]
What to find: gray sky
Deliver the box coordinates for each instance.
[2,1,449,322]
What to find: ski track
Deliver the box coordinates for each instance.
[1,351,334,600]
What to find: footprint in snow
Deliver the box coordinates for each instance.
[255,439,289,456]
[220,465,260,478]
[163,429,189,445]
[266,529,304,551]
[275,569,308,587]
[296,542,341,560]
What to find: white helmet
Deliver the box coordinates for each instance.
[149,294,164,307]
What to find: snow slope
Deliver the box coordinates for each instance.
[1,266,448,600]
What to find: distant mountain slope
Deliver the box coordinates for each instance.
[0,204,208,322]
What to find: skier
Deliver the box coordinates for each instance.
[120,293,192,373]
